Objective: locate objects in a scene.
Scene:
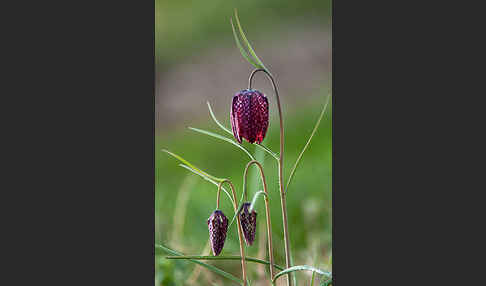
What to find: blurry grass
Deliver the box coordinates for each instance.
[155,0,331,69]
[156,93,332,285]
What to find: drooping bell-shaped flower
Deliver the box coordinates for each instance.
[230,89,269,144]
[207,210,228,256]
[239,202,257,246]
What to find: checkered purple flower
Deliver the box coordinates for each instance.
[230,89,269,144]
[207,210,228,256]
[239,202,257,246]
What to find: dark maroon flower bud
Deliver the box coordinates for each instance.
[239,202,257,246]
[230,89,269,144]
[207,210,228,256]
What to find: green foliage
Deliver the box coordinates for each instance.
[286,94,332,193]
[231,9,266,70]
[272,265,331,284]
[249,190,267,212]
[162,149,234,205]
[165,255,285,271]
[156,244,244,285]
[162,149,224,182]
[188,127,255,161]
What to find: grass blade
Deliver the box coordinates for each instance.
[206,101,279,161]
[233,9,267,71]
[310,271,316,286]
[188,127,255,161]
[272,265,331,283]
[179,164,234,206]
[155,244,243,285]
[162,149,224,182]
[258,144,279,161]
[170,175,197,245]
[165,255,285,271]
[285,94,331,193]
[230,18,259,69]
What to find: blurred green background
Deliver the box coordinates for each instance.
[156,1,332,285]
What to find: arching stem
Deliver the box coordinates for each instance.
[217,179,247,286]
[249,68,293,286]
[243,160,275,280]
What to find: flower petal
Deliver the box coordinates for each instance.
[239,202,257,246]
[230,96,242,143]
[251,91,269,144]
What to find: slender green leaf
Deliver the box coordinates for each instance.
[188,127,255,161]
[207,101,232,135]
[207,101,279,161]
[272,265,331,283]
[227,200,244,232]
[233,9,267,71]
[230,18,259,68]
[155,244,243,285]
[162,149,224,182]
[178,164,234,206]
[258,144,279,161]
[165,255,285,271]
[249,190,267,212]
[286,94,331,193]
[310,271,316,286]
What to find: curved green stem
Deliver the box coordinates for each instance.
[242,160,275,280]
[217,179,247,286]
[249,68,293,286]
[272,265,331,284]
[249,191,267,212]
